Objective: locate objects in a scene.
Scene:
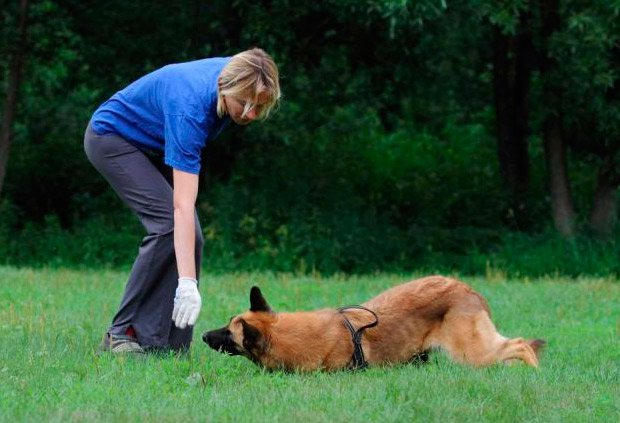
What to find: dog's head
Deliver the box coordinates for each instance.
[203,286,275,363]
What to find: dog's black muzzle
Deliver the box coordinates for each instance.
[203,327,242,355]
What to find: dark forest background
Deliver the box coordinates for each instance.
[1,0,619,276]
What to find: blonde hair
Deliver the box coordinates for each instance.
[217,48,281,120]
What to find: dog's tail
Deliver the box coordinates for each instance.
[528,338,546,359]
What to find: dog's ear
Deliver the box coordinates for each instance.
[249,286,272,312]
[240,319,267,354]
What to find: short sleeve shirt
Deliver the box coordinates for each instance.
[90,57,231,174]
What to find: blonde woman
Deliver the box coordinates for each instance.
[84,48,280,354]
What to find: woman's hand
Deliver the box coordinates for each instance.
[172,277,201,328]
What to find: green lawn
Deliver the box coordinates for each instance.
[0,266,618,422]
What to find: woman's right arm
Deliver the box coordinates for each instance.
[171,168,202,329]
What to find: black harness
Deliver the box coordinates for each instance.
[337,305,379,370]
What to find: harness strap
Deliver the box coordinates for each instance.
[337,305,379,370]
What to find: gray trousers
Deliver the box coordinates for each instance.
[84,124,203,351]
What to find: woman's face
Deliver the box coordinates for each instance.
[224,95,267,125]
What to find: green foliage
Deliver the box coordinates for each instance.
[2,115,618,276]
[0,198,141,268]
[196,109,508,273]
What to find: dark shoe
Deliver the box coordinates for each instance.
[98,332,145,355]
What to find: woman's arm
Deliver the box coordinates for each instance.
[173,169,199,279]
[171,168,202,328]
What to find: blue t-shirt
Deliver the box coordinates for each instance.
[91,57,231,174]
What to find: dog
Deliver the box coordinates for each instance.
[203,275,545,371]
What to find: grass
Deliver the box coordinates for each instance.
[0,265,618,422]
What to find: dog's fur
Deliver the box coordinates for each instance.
[203,276,545,371]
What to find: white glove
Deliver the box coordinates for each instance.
[172,277,202,329]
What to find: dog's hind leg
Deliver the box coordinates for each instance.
[429,310,540,368]
[427,310,501,366]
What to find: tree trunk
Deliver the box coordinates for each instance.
[543,121,576,236]
[590,160,619,236]
[493,29,520,188]
[513,15,533,186]
[0,0,29,198]
[590,44,620,237]
[492,14,533,227]
[538,0,576,237]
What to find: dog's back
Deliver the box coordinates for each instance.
[364,275,490,319]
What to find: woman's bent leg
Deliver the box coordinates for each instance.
[84,125,203,350]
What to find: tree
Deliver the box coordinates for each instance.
[492,11,534,227]
[552,0,620,237]
[0,0,29,198]
[538,0,577,237]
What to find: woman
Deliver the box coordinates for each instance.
[84,48,280,354]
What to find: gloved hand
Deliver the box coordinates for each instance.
[172,277,202,329]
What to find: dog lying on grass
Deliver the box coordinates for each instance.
[203,276,545,371]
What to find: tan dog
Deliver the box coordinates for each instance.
[203,276,545,371]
